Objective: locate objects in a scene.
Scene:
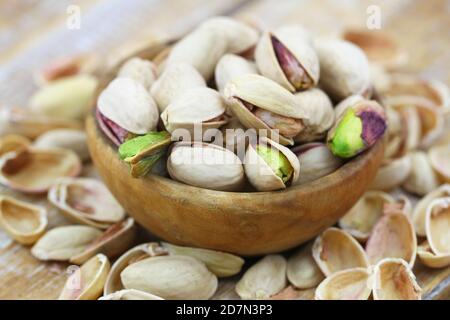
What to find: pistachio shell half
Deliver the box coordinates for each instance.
[215,54,258,94]
[315,268,372,300]
[0,134,31,157]
[417,240,450,268]
[34,129,89,162]
[287,243,324,289]
[402,151,439,196]
[99,289,163,300]
[428,144,450,183]
[425,197,450,257]
[369,155,412,191]
[117,57,157,91]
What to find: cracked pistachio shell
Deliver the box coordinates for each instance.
[315,268,372,300]
[166,25,227,80]
[370,155,412,191]
[428,144,450,183]
[224,74,308,145]
[99,289,163,300]
[0,196,47,245]
[402,151,439,196]
[315,39,370,101]
[417,240,450,269]
[161,87,227,136]
[287,243,324,289]
[292,143,343,185]
[29,74,98,121]
[244,137,300,191]
[339,191,395,241]
[425,197,450,256]
[59,254,110,300]
[117,57,157,91]
[391,103,421,153]
[372,258,421,300]
[235,255,287,300]
[293,89,335,143]
[167,142,245,192]
[98,78,159,134]
[312,227,369,276]
[0,134,30,157]
[34,129,89,162]
[150,62,206,112]
[120,255,218,300]
[255,30,319,92]
[161,242,244,277]
[31,225,102,261]
[215,54,257,94]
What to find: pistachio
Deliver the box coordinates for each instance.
[235,255,287,300]
[29,74,98,121]
[428,144,450,183]
[370,155,412,191]
[211,279,241,300]
[425,197,450,257]
[0,134,31,157]
[34,129,89,162]
[117,57,157,91]
[215,54,257,94]
[95,108,132,147]
[287,243,324,289]
[315,268,372,300]
[99,289,163,300]
[402,151,439,196]
[417,240,450,269]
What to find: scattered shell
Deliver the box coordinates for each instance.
[287,243,324,289]
[117,57,157,91]
[425,197,450,256]
[369,155,412,191]
[99,289,163,300]
[428,144,450,183]
[402,151,439,196]
[417,240,450,268]
[215,54,258,94]
[34,129,89,162]
[0,134,31,157]
[315,268,372,300]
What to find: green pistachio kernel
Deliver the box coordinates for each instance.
[119,131,171,161]
[328,109,364,158]
[256,144,293,183]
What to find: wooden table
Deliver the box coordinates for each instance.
[0,0,449,299]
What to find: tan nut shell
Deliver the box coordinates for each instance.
[425,197,450,256]
[99,289,163,300]
[59,254,110,300]
[312,227,369,276]
[215,54,258,94]
[417,240,450,269]
[428,144,450,183]
[34,129,89,162]
[0,134,31,157]
[120,255,218,300]
[0,196,47,245]
[402,151,439,196]
[287,243,324,289]
[117,57,157,91]
[369,155,412,191]
[315,268,372,300]
[235,255,287,300]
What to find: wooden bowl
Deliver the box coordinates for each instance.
[86,41,384,256]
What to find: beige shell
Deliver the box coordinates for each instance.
[372,258,421,300]
[428,144,450,183]
[235,255,287,300]
[402,151,439,196]
[59,254,110,300]
[369,155,412,191]
[412,184,450,237]
[167,142,245,192]
[417,240,450,268]
[315,39,370,101]
[99,289,163,300]
[220,117,248,153]
[312,227,369,276]
[120,255,218,300]
[150,62,206,112]
[117,57,157,91]
[48,177,125,227]
[394,104,421,153]
[34,129,89,162]
[315,268,372,300]
[31,225,102,261]
[292,143,343,185]
[0,134,31,157]
[333,95,365,120]
[287,243,324,289]
[161,242,244,277]
[215,54,258,94]
[0,196,47,245]
[338,191,395,241]
[425,197,450,256]
[384,195,413,218]
[255,31,319,92]
[97,77,159,134]
[0,148,81,194]
[244,137,300,191]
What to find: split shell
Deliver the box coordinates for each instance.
[315,268,372,300]
[417,240,450,269]
[99,289,163,300]
[286,243,324,289]
[428,144,450,183]
[0,134,31,157]
[425,197,450,256]
[369,155,412,191]
[402,151,439,196]
[215,54,258,94]
[117,57,157,91]
[34,129,89,162]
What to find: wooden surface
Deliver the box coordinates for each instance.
[0,0,450,299]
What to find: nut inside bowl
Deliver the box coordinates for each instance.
[85,40,384,256]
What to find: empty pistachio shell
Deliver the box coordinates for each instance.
[34,129,89,162]
[417,240,450,268]
[339,191,395,241]
[235,255,287,300]
[312,228,369,276]
[383,195,413,217]
[0,134,30,158]
[167,142,245,192]
[0,148,81,194]
[31,225,102,261]
[99,289,163,300]
[287,243,324,289]
[59,254,110,300]
[372,258,421,300]
[425,197,450,257]
[428,144,450,183]
[117,57,157,91]
[315,39,370,101]
[292,143,343,185]
[215,54,258,94]
[161,242,244,277]
[120,255,218,300]
[402,151,439,196]
[0,196,47,245]
[370,155,412,191]
[315,268,372,300]
[244,137,300,191]
[150,62,206,112]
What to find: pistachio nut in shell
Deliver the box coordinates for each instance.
[372,258,421,300]
[117,57,157,91]
[59,254,110,300]
[327,99,387,158]
[0,134,31,157]
[224,74,309,145]
[369,155,412,191]
[0,196,47,245]
[425,197,450,257]
[120,255,218,300]
[428,144,450,183]
[235,255,287,300]
[417,240,450,269]
[150,62,206,112]
[292,143,343,185]
[167,142,245,192]
[402,151,439,196]
[255,30,319,92]
[286,243,324,289]
[315,268,372,300]
[99,289,163,300]
[312,227,369,276]
[34,129,89,162]
[338,191,395,242]
[31,225,102,261]
[215,54,257,94]
[95,108,133,147]
[161,242,244,277]
[0,148,81,194]
[244,137,300,191]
